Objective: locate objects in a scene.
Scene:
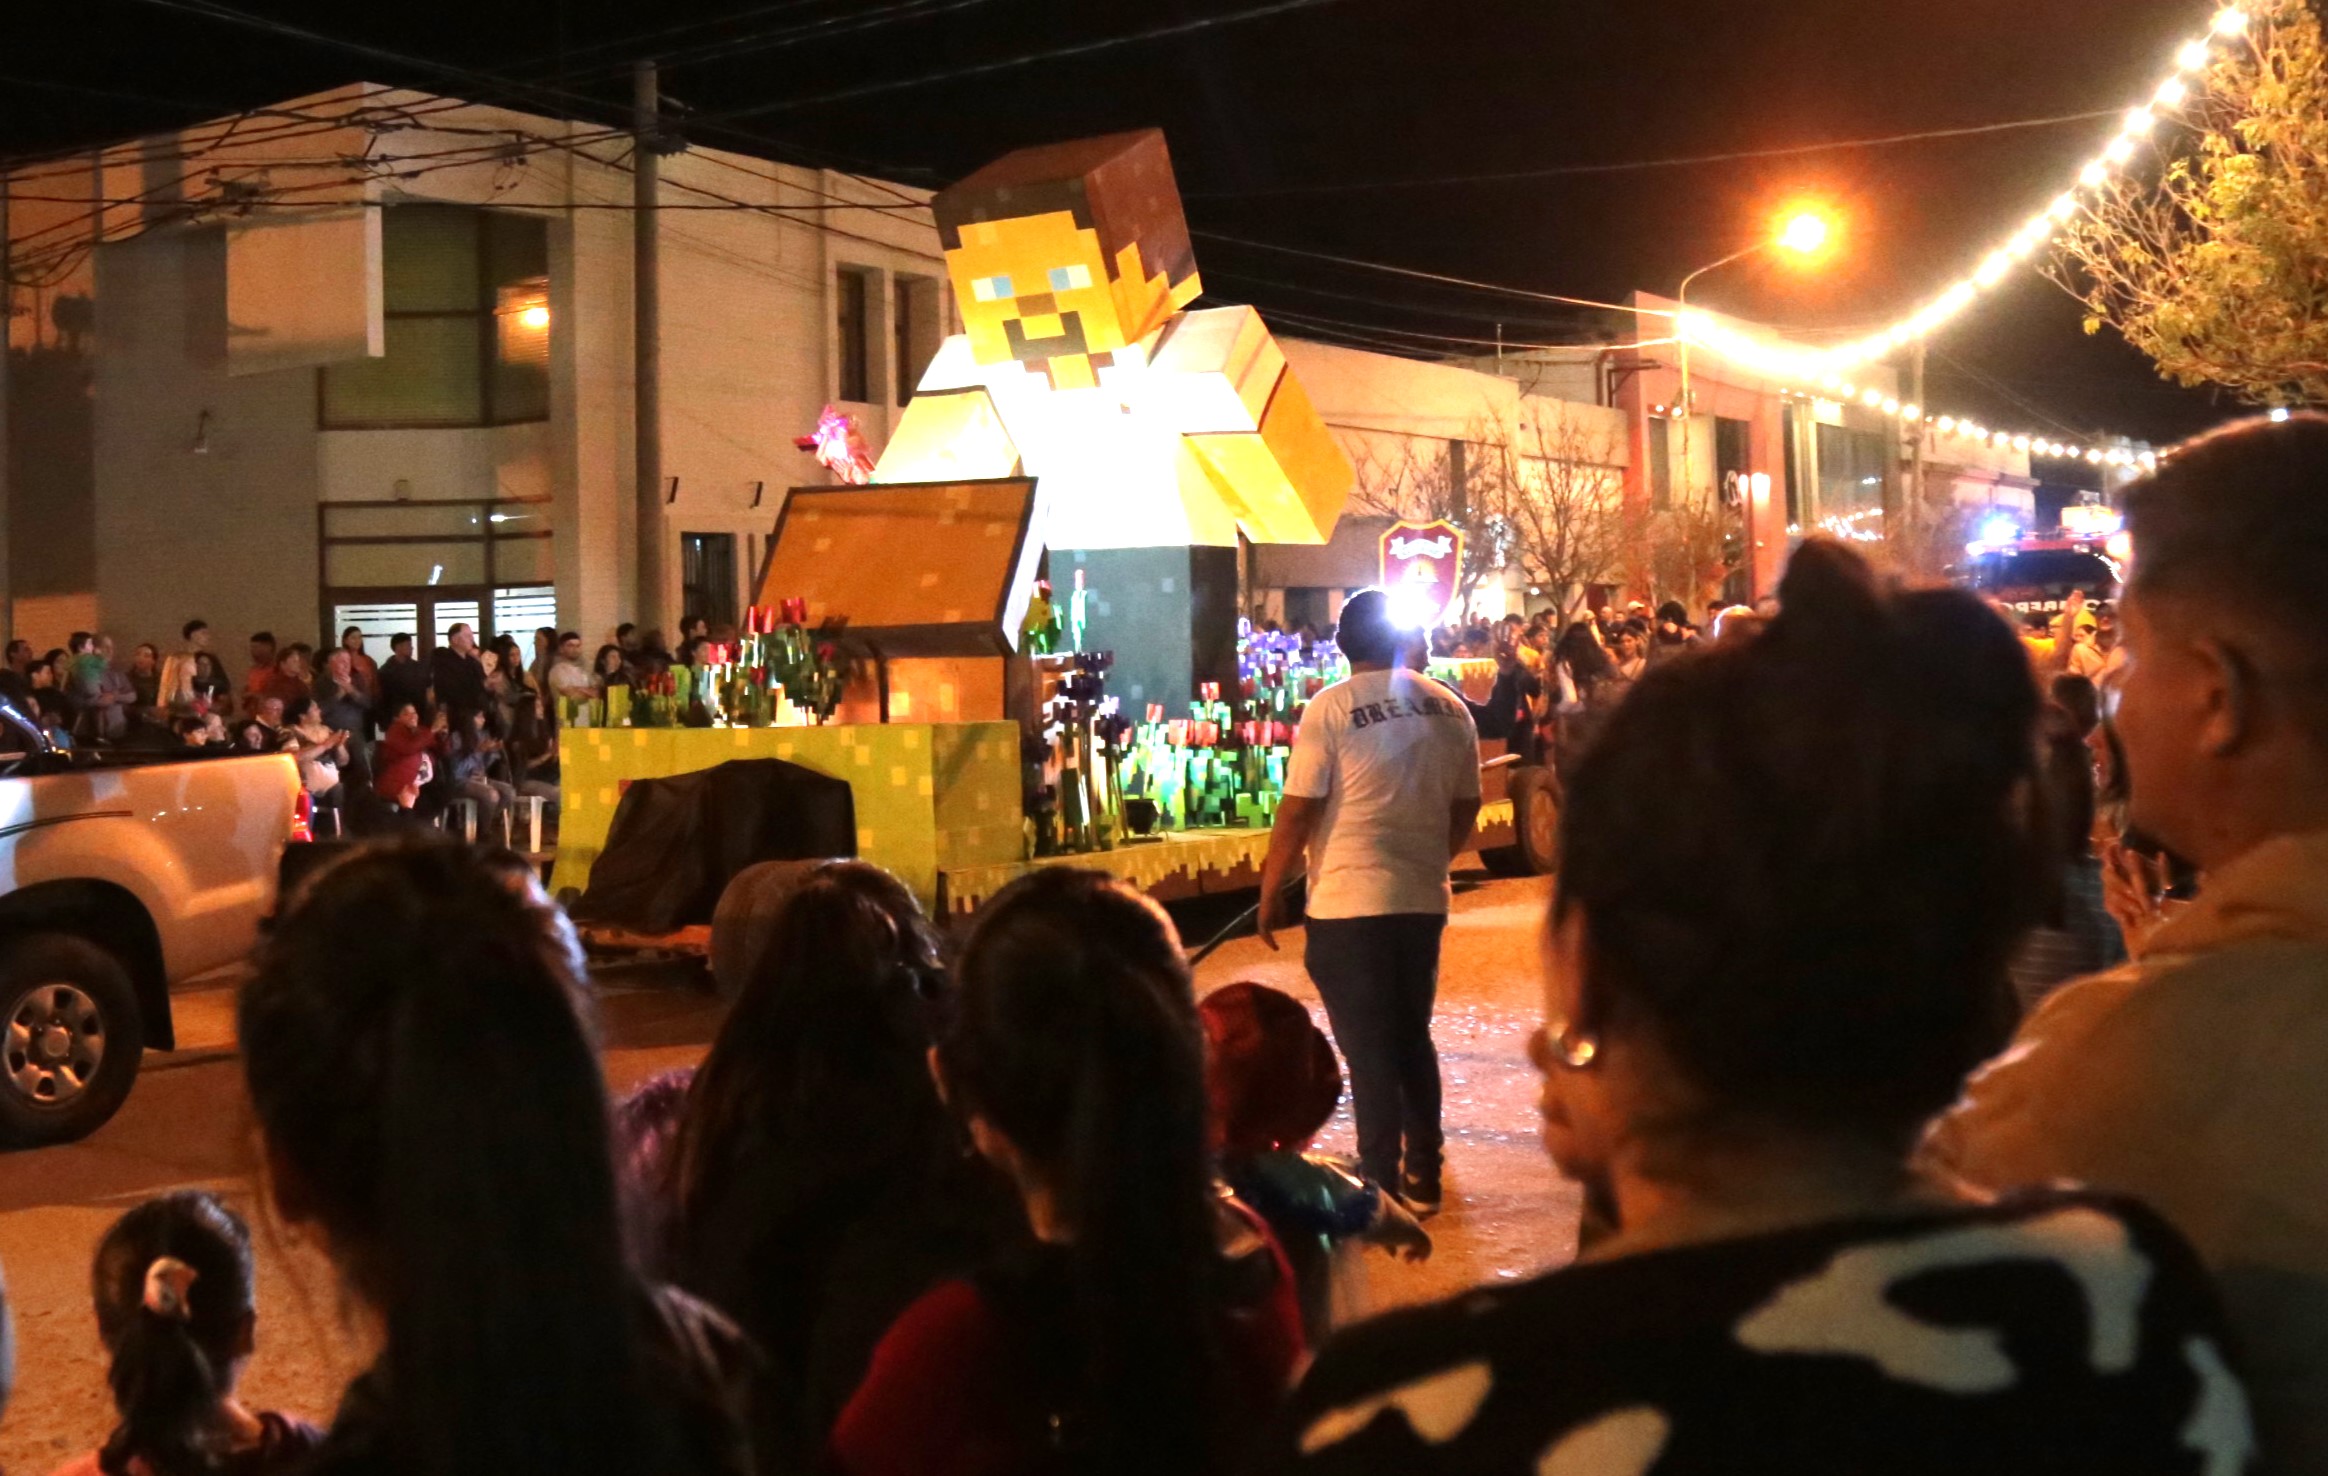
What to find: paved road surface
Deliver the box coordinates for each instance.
[0,873,1576,1471]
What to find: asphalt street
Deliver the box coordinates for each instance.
[0,872,1577,1471]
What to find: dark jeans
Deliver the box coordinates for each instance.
[1304,912,1448,1191]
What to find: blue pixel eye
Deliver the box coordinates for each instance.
[1048,264,1093,291]
[971,274,1015,302]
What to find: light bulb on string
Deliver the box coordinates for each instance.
[1664,2,2250,385]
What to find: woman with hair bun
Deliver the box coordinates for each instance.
[1257,541,2256,1475]
[49,1190,320,1476]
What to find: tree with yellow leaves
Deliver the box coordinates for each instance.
[2054,0,2328,406]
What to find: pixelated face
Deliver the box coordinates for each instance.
[949,211,1120,373]
[948,211,1175,387]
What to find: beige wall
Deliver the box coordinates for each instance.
[9,83,948,653]
[91,228,321,657]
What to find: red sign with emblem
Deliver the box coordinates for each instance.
[1379,520,1465,624]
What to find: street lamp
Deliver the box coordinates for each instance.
[1675,208,1836,435]
[1670,207,1835,574]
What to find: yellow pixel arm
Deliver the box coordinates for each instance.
[1183,359,1352,546]
[874,386,1023,484]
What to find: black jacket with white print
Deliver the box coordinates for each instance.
[1255,1188,2251,1476]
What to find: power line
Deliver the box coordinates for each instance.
[1188,107,2128,199]
[1929,346,2092,437]
[511,0,854,74]
[1194,229,1657,317]
[703,0,1350,121]
[115,0,619,124]
[1202,265,1600,333]
[1250,305,1580,353]
[616,0,1008,80]
[4,93,483,177]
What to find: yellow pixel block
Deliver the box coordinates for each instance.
[876,386,1021,484]
[1186,370,1350,544]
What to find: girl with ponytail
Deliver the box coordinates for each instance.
[831,868,1305,1476]
[238,843,753,1476]
[51,1190,319,1476]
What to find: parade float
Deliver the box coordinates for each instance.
[554,129,1535,922]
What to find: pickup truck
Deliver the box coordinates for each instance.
[0,699,301,1147]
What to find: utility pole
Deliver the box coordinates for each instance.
[0,175,14,652]
[632,59,665,634]
[1908,339,1927,560]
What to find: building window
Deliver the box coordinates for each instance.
[681,532,739,631]
[1815,422,1889,525]
[1647,417,1673,510]
[836,266,876,405]
[320,205,551,429]
[894,272,941,405]
[1714,416,1751,509]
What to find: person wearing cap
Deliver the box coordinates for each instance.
[1257,588,1482,1216]
[2071,599,2126,684]
[1648,600,1698,666]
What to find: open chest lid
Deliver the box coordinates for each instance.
[755,477,1044,659]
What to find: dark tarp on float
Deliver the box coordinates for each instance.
[571,758,856,933]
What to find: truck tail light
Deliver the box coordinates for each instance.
[290,788,315,845]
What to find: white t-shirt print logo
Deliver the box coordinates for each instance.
[1283,668,1481,921]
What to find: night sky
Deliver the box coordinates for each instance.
[2,0,2247,445]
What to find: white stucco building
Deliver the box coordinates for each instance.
[1,83,952,659]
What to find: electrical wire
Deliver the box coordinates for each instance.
[114,0,620,124]
[1195,230,1663,317]
[510,0,860,74]
[1929,345,2091,437]
[1249,306,1585,352]
[608,0,1008,80]
[701,0,1350,121]
[1202,265,1604,333]
[1187,107,2129,198]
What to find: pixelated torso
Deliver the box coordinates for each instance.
[869,130,1351,552]
[904,314,1283,549]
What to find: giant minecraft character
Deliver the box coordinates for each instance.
[873,129,1352,704]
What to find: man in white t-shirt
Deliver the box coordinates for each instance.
[1258,588,1482,1214]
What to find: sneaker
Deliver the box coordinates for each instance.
[1399,1175,1443,1219]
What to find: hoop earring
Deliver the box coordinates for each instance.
[1545,1019,1600,1070]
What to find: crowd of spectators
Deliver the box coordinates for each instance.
[8,414,2328,1476]
[0,617,734,845]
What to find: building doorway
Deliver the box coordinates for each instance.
[681,532,738,631]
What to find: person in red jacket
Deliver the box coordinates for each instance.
[831,869,1304,1476]
[369,702,446,828]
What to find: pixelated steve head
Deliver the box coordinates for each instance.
[934,129,1202,389]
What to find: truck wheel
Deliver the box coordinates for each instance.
[1481,767,1561,877]
[0,933,145,1149]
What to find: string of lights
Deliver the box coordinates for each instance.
[1675,2,2254,382]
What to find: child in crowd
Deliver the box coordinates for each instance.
[50,1190,320,1476]
[1199,983,1429,1342]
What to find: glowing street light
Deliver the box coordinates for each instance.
[1673,207,1841,525]
[1777,210,1833,258]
